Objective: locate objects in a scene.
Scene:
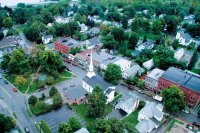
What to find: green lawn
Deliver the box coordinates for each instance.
[122,109,140,132]
[71,104,113,124]
[55,71,73,84]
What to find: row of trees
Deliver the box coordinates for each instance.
[59,117,81,133]
[0,114,16,132]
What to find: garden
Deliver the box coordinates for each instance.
[28,86,63,116]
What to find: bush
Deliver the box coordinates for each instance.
[28,95,38,106]
[46,76,54,85]
[37,80,46,89]
[40,120,52,133]
[53,93,62,106]
[39,93,46,101]
[49,86,58,97]
[35,101,48,110]
[138,100,146,109]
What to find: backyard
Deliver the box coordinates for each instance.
[4,70,72,94]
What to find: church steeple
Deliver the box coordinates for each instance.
[87,51,96,78]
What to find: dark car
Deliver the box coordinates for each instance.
[24,126,30,133]
[4,80,8,84]
[138,89,145,94]
[192,122,200,127]
[72,62,78,66]
[66,67,71,71]
[128,85,135,90]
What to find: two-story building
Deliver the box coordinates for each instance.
[145,68,165,91]
[157,67,200,108]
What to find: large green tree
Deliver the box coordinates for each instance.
[161,86,186,114]
[58,123,72,133]
[0,114,16,132]
[88,85,106,118]
[128,32,139,50]
[104,63,122,85]
[3,17,13,28]
[102,34,117,51]
[69,117,81,132]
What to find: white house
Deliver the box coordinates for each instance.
[122,64,145,79]
[143,59,154,70]
[42,35,53,44]
[0,28,8,36]
[115,98,140,115]
[85,36,102,49]
[54,16,72,24]
[101,57,131,72]
[145,68,165,90]
[79,23,88,33]
[136,102,164,133]
[82,52,116,104]
[136,40,154,51]
[174,48,184,60]
[176,30,193,46]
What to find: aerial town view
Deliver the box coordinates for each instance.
[0,0,199,133]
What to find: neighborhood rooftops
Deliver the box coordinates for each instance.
[119,97,138,114]
[57,38,79,47]
[124,65,144,76]
[82,74,114,91]
[161,67,200,93]
[0,36,18,48]
[136,119,157,133]
[147,68,165,80]
[92,52,114,63]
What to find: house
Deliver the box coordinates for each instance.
[42,35,53,44]
[69,0,80,7]
[92,51,114,67]
[54,38,81,54]
[136,102,164,133]
[143,59,154,70]
[100,57,131,72]
[176,30,193,46]
[82,53,116,103]
[85,27,100,37]
[157,67,200,108]
[74,127,89,133]
[0,28,9,36]
[54,16,72,24]
[115,98,140,115]
[183,14,195,24]
[136,40,154,51]
[63,86,87,105]
[145,68,165,90]
[131,50,141,57]
[79,23,88,33]
[85,36,102,49]
[174,48,194,66]
[122,64,145,79]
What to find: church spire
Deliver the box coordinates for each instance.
[87,51,95,78]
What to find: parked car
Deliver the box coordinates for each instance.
[24,126,30,133]
[128,85,135,90]
[153,95,163,102]
[138,89,145,94]
[66,67,71,71]
[13,88,18,92]
[182,109,189,114]
[0,76,2,79]
[72,62,78,66]
[0,95,4,99]
[192,122,200,128]
[4,80,8,84]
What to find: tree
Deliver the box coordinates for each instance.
[121,15,128,29]
[15,76,27,85]
[99,24,110,36]
[46,76,54,85]
[152,19,165,35]
[23,21,46,43]
[0,114,16,132]
[69,117,81,132]
[102,34,117,51]
[28,95,38,106]
[13,7,26,24]
[3,17,13,28]
[49,86,58,97]
[161,86,186,114]
[69,47,81,55]
[128,32,139,50]
[104,64,122,85]
[136,79,145,89]
[0,32,4,41]
[58,123,72,133]
[171,39,179,50]
[1,53,10,69]
[164,15,180,33]
[110,27,125,42]
[40,8,54,24]
[88,85,106,118]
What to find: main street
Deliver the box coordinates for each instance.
[0,72,37,133]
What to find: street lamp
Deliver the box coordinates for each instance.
[39,121,41,133]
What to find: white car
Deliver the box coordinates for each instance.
[153,95,163,102]
[182,109,189,114]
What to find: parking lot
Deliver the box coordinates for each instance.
[33,105,86,133]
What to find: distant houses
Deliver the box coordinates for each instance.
[176,30,193,46]
[122,64,144,79]
[42,35,53,44]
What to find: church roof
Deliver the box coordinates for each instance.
[82,75,114,91]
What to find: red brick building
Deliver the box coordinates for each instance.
[54,38,80,54]
[157,67,200,108]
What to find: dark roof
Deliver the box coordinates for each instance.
[142,40,154,47]
[82,75,114,91]
[57,38,79,47]
[150,117,160,126]
[88,37,100,46]
[65,86,87,100]
[0,36,18,47]
[161,67,200,93]
[132,50,141,57]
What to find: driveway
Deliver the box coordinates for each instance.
[33,105,86,133]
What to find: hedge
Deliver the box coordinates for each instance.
[41,120,52,133]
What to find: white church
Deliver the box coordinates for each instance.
[82,52,116,103]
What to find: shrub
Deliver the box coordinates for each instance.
[39,93,46,101]
[40,120,52,133]
[37,80,46,88]
[49,86,58,97]
[53,93,62,106]
[28,95,38,106]
[46,76,54,85]
[35,101,48,110]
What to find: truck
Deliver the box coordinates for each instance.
[153,95,163,102]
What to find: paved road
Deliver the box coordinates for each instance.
[0,73,37,133]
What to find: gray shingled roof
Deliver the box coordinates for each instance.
[82,75,114,91]
[136,119,156,133]
[74,127,89,133]
[161,67,200,93]
[120,98,137,112]
[92,52,114,63]
[124,65,143,76]
[65,86,87,100]
[88,37,100,46]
